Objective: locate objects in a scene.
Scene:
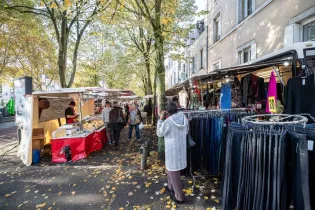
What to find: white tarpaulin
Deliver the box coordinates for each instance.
[17,96,33,166]
[39,98,72,122]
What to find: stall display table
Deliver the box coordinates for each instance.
[51,127,106,163]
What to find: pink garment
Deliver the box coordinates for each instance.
[266,72,277,113]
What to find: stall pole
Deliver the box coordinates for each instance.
[79,94,83,130]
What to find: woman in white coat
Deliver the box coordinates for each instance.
[157,102,189,203]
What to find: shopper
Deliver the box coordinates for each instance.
[102,101,113,144]
[156,102,189,203]
[109,101,126,150]
[127,104,142,141]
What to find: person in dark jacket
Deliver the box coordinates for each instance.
[109,101,126,150]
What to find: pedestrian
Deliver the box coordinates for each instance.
[101,101,113,145]
[156,102,189,203]
[124,104,130,118]
[144,99,153,124]
[127,104,142,141]
[109,101,126,150]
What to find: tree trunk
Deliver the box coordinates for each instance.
[58,16,68,88]
[144,53,153,95]
[152,69,157,126]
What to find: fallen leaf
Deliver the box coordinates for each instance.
[119,208,124,210]
[204,196,209,200]
[58,192,62,196]
[23,201,28,204]
[25,190,30,193]
[73,184,76,186]
[211,195,216,199]
[34,190,39,193]
[18,204,23,208]
[112,187,116,190]
[215,199,220,203]
[188,181,193,184]
[166,205,171,209]
[5,194,11,197]
[48,207,52,210]
[36,203,46,208]
[0,182,4,185]
[132,182,137,185]
[128,192,134,196]
[45,196,49,199]
[71,191,76,195]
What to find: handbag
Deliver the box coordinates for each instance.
[187,134,196,148]
[117,110,124,124]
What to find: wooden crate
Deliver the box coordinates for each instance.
[32,128,45,152]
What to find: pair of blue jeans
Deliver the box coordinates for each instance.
[128,124,140,140]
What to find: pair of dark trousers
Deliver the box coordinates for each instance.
[222,123,245,210]
[167,170,184,201]
[286,125,314,210]
[112,129,121,148]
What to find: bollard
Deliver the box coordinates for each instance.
[140,141,149,170]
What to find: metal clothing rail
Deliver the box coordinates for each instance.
[182,107,254,114]
[241,114,308,126]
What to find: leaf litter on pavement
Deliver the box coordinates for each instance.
[0,127,221,209]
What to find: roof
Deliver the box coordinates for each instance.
[166,59,292,96]
[33,88,86,95]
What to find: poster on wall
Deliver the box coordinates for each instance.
[17,96,33,166]
[39,98,72,122]
[14,77,32,125]
[2,84,11,101]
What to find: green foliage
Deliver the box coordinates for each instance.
[0,9,57,90]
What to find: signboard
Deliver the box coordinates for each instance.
[14,77,32,125]
[268,96,276,113]
[17,96,33,166]
[2,84,11,101]
[39,98,72,122]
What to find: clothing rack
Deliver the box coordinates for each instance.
[183,107,255,191]
[241,114,308,126]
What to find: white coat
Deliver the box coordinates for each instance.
[156,112,189,171]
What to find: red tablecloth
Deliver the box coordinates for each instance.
[95,127,107,146]
[51,127,106,163]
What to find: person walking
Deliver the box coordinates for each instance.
[127,104,142,141]
[109,101,126,150]
[102,101,113,145]
[156,102,189,203]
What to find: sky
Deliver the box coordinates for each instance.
[195,0,206,12]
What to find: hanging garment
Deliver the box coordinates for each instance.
[285,74,315,118]
[241,74,253,107]
[178,90,188,109]
[232,77,242,108]
[220,83,232,109]
[266,72,277,113]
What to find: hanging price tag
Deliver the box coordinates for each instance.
[268,96,276,113]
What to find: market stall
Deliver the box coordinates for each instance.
[18,88,107,165]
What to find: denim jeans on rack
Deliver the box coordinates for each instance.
[222,123,245,210]
[286,124,315,210]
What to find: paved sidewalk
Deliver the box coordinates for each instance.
[0,122,17,147]
[0,127,222,210]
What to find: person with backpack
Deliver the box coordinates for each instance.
[127,104,142,141]
[109,101,126,150]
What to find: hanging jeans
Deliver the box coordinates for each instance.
[222,123,245,210]
[223,124,288,210]
[287,124,315,210]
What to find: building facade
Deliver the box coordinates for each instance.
[165,0,315,88]
[206,0,315,72]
